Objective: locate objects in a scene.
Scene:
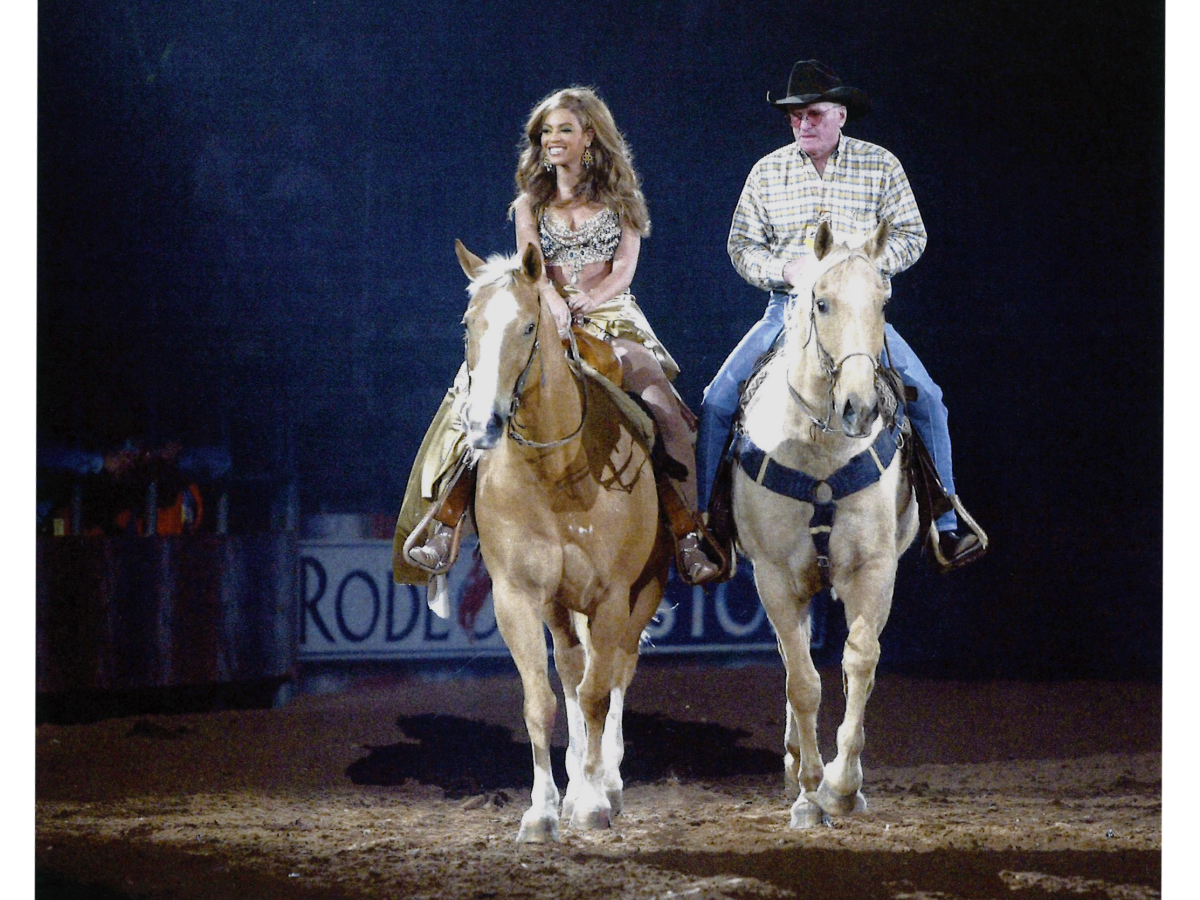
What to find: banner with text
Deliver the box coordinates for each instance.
[297,539,791,661]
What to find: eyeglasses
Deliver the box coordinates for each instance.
[787,106,842,125]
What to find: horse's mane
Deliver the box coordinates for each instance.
[465,252,524,299]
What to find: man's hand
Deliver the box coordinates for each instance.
[783,252,815,287]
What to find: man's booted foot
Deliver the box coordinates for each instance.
[931,527,985,573]
[678,530,719,583]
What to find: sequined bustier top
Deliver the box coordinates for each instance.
[539,207,622,284]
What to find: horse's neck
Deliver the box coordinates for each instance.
[743,335,863,475]
[513,304,583,445]
[789,326,832,415]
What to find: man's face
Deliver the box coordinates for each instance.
[787,102,846,161]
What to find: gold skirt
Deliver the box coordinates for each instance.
[574,291,680,382]
[392,291,674,584]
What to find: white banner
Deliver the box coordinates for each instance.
[297,539,786,661]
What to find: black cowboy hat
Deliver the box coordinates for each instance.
[767,59,871,122]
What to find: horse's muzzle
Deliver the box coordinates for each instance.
[839,395,879,439]
[467,412,505,450]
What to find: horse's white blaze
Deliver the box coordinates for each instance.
[835,280,879,394]
[464,288,519,433]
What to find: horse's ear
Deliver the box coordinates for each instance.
[520,241,543,283]
[455,239,486,279]
[813,221,835,260]
[861,219,890,261]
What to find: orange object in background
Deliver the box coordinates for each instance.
[155,483,204,535]
[111,484,204,536]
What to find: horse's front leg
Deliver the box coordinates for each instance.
[815,563,894,817]
[599,638,646,818]
[492,581,561,843]
[561,624,638,830]
[567,595,632,831]
[755,564,826,828]
[551,609,587,824]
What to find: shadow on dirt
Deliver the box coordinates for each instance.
[633,847,1161,900]
[345,711,780,798]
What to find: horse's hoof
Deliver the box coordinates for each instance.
[570,806,612,831]
[516,813,559,843]
[606,788,624,818]
[814,782,868,817]
[789,795,828,829]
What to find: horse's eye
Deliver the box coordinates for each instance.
[524,322,536,336]
[815,299,829,314]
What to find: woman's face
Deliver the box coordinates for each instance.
[540,108,593,170]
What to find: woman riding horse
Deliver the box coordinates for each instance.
[394,86,719,585]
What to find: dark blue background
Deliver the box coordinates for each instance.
[38,1,1163,678]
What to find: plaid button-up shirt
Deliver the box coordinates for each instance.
[727,135,927,295]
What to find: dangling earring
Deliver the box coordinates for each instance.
[582,147,594,168]
[543,155,554,172]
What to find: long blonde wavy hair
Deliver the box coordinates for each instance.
[510,86,651,237]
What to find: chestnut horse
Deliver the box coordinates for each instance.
[455,240,670,842]
[731,220,920,827]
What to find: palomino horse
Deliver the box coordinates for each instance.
[455,239,671,842]
[731,220,919,828]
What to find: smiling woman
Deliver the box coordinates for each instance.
[541,108,590,171]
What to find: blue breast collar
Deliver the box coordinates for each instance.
[732,408,905,587]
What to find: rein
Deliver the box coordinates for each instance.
[505,298,589,451]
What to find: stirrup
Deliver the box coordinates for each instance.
[678,530,719,585]
[407,523,455,571]
[927,495,988,573]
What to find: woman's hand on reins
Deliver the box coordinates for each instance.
[566,290,598,317]
[545,289,573,335]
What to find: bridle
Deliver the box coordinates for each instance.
[786,253,887,438]
[477,287,588,451]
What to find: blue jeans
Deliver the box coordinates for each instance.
[697,292,959,531]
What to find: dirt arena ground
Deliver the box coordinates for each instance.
[36,659,1162,899]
